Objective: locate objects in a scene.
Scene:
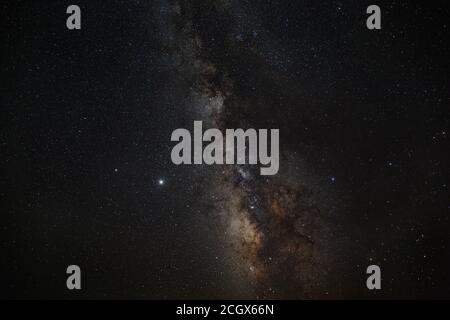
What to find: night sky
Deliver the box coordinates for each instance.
[1,1,449,299]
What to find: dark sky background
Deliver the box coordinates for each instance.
[1,0,449,299]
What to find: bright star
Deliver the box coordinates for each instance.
[158,179,165,185]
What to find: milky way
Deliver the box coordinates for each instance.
[162,0,349,298]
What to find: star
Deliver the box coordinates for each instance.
[158,179,165,186]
